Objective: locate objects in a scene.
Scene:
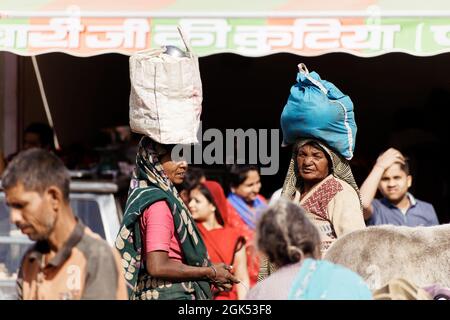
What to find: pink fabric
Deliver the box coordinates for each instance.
[139,200,183,262]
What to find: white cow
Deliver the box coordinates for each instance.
[324,224,450,290]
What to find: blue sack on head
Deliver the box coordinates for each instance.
[280,63,357,160]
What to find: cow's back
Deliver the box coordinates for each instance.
[323,225,450,289]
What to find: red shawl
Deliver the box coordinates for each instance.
[198,181,245,300]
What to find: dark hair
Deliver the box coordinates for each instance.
[398,159,410,175]
[1,148,70,202]
[195,184,224,226]
[181,167,205,192]
[24,122,54,150]
[228,164,259,188]
[155,143,175,157]
[256,199,320,267]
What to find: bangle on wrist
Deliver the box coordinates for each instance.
[209,265,217,281]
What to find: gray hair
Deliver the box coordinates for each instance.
[256,198,320,267]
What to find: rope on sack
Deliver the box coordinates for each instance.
[298,63,328,95]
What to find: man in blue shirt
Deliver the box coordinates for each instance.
[360,148,439,227]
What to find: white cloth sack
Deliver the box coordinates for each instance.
[129,34,202,144]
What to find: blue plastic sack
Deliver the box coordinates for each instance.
[280,63,357,160]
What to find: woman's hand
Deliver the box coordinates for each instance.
[209,263,240,291]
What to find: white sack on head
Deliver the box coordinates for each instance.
[129,31,202,145]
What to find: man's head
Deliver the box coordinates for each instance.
[378,160,412,203]
[23,122,54,150]
[1,149,70,241]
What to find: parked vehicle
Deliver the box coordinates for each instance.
[0,180,123,300]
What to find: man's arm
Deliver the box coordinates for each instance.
[360,148,404,220]
[82,242,123,300]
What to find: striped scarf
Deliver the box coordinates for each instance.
[227,193,267,230]
[115,136,212,300]
[258,138,361,281]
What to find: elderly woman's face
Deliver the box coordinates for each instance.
[296,144,329,182]
[160,153,188,185]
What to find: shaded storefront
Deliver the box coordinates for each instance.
[1,1,449,222]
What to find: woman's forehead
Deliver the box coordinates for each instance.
[299,143,324,153]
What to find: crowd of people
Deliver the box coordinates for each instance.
[0,99,446,301]
[1,129,447,300]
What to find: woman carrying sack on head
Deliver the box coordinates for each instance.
[258,64,366,280]
[280,138,366,254]
[115,137,239,300]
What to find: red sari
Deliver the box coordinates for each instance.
[199,181,246,300]
[196,224,244,300]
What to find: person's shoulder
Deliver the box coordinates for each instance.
[371,197,384,207]
[79,227,116,258]
[257,194,267,203]
[18,243,39,270]
[268,188,283,206]
[332,177,359,199]
[245,281,263,299]
[333,176,354,191]
[414,198,435,210]
[142,200,173,219]
[245,276,276,300]
[148,200,171,211]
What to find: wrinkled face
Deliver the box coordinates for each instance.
[296,144,330,183]
[232,170,262,203]
[378,163,411,202]
[23,133,42,150]
[188,188,215,222]
[6,183,57,241]
[160,153,188,185]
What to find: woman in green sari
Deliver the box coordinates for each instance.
[115,137,238,300]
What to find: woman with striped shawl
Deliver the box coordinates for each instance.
[258,138,366,280]
[115,137,238,300]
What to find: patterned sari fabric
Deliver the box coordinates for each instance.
[115,137,212,300]
[258,138,362,281]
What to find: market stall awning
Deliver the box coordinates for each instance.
[1,1,450,57]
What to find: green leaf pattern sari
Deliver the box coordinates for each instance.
[115,137,212,300]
